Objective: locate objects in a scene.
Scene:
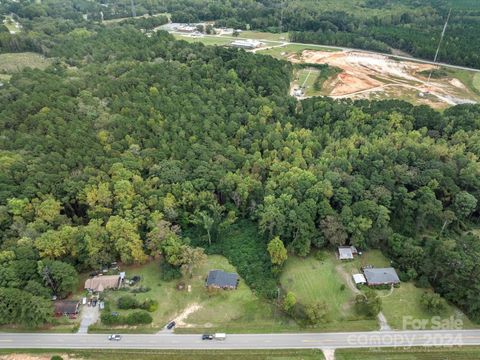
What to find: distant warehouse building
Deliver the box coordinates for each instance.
[230,39,263,49]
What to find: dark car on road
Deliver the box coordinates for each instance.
[166,321,176,330]
[202,334,213,340]
[108,334,121,341]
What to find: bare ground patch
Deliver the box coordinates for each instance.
[290,49,479,107]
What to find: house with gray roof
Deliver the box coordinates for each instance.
[206,270,239,290]
[363,267,400,286]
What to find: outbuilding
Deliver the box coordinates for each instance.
[338,246,358,260]
[54,300,80,316]
[353,273,367,285]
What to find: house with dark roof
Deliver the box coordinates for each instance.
[54,300,80,316]
[206,270,239,290]
[363,267,400,286]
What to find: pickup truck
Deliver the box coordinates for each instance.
[213,333,226,340]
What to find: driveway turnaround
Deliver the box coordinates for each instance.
[1,330,480,350]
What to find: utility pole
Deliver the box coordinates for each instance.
[130,0,136,18]
[427,8,452,86]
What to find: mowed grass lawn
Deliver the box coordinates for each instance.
[338,250,476,330]
[0,52,51,73]
[280,253,377,331]
[336,347,480,360]
[381,282,476,330]
[94,255,281,333]
[239,31,289,41]
[0,349,325,360]
[474,72,480,93]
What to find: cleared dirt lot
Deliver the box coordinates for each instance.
[290,50,479,108]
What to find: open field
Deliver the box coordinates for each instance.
[336,250,476,331]
[289,50,480,108]
[90,255,282,333]
[258,43,338,59]
[473,72,480,93]
[336,346,480,359]
[279,253,377,332]
[236,31,289,41]
[0,53,52,73]
[173,34,233,46]
[381,282,475,330]
[173,34,278,49]
[0,349,324,360]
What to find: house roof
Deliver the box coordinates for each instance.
[54,300,79,314]
[353,273,366,284]
[363,267,400,285]
[84,275,120,292]
[338,246,354,260]
[206,270,239,288]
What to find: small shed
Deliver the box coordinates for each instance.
[353,273,367,285]
[206,270,239,290]
[363,267,400,286]
[338,246,354,260]
[54,300,80,316]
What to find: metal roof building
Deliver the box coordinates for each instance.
[363,267,400,286]
[206,270,239,289]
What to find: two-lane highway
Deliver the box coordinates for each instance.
[1,330,480,350]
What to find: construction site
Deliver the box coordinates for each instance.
[288,49,480,109]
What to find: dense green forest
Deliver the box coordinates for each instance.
[1,1,480,328]
[2,0,480,68]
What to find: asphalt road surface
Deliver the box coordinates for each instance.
[1,330,480,350]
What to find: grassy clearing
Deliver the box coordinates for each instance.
[337,250,476,330]
[279,253,377,331]
[473,73,480,93]
[0,349,324,360]
[0,316,79,333]
[239,31,289,41]
[2,16,20,33]
[0,53,52,73]
[336,346,480,359]
[381,282,476,330]
[91,255,282,333]
[258,43,338,59]
[173,34,233,46]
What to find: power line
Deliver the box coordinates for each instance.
[427,8,452,85]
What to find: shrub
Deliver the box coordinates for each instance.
[420,292,446,314]
[100,310,153,325]
[314,250,327,261]
[130,286,151,293]
[117,295,139,309]
[140,299,158,312]
[126,311,152,325]
[160,261,182,281]
[51,356,63,360]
